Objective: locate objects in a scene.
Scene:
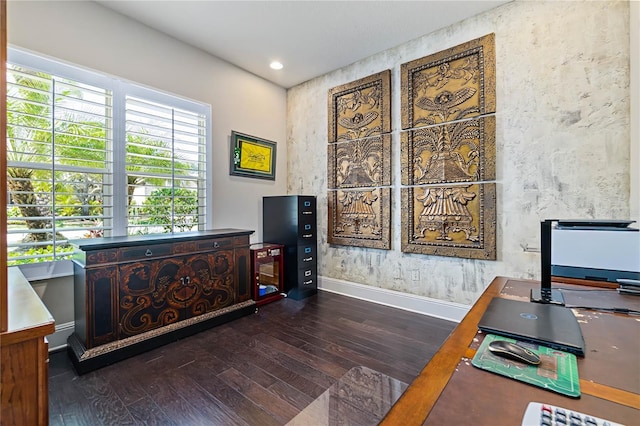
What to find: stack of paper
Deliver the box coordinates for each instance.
[617,278,640,295]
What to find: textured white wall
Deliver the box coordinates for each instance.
[287,0,632,305]
[8,0,288,241]
[631,0,639,221]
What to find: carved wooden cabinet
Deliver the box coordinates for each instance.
[68,229,254,373]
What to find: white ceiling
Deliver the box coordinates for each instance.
[95,1,509,89]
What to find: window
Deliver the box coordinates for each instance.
[6,49,210,265]
[124,96,206,235]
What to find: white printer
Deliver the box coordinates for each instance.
[551,220,640,282]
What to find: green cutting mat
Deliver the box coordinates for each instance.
[471,334,580,398]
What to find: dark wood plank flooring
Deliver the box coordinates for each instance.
[49,291,456,425]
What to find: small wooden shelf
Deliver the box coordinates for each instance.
[251,243,285,306]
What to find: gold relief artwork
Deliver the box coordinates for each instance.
[401,183,496,260]
[327,71,392,250]
[328,188,391,250]
[400,34,496,259]
[401,34,495,130]
[328,70,391,143]
[328,134,391,189]
[401,116,495,185]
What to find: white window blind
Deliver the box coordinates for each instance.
[6,65,112,264]
[6,49,210,265]
[125,96,206,235]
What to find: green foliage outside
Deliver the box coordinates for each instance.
[5,65,203,264]
[136,188,199,233]
[7,245,75,265]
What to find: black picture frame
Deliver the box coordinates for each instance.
[229,131,277,180]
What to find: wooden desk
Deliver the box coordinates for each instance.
[381,276,640,425]
[1,268,55,425]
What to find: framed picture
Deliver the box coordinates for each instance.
[229,131,277,180]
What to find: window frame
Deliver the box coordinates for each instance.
[6,48,213,264]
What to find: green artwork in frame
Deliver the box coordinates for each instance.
[230,131,277,180]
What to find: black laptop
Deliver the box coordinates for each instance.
[478,298,586,356]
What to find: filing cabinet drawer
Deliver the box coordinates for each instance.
[297,265,316,281]
[299,197,316,216]
[297,268,317,289]
[297,244,316,264]
[298,216,315,238]
[299,228,315,241]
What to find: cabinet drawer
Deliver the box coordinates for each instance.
[298,216,315,238]
[297,268,317,288]
[298,197,316,216]
[118,243,172,262]
[234,235,250,247]
[297,244,316,264]
[195,238,234,252]
[85,249,118,266]
[173,241,197,254]
[297,265,317,281]
[299,230,316,241]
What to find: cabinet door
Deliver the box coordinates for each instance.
[186,251,236,317]
[235,246,252,303]
[86,266,118,347]
[118,259,185,338]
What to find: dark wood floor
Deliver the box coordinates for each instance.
[49,291,456,425]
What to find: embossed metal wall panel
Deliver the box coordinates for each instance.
[401,183,496,259]
[401,116,495,186]
[328,71,392,250]
[328,70,391,143]
[328,134,391,189]
[328,187,391,250]
[401,33,496,130]
[400,34,496,259]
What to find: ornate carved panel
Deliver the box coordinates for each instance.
[328,134,391,189]
[401,33,495,130]
[401,183,496,260]
[328,187,391,250]
[87,266,118,347]
[118,259,183,338]
[401,116,495,185]
[400,34,496,259]
[328,70,392,250]
[328,70,391,143]
[118,252,237,338]
[187,251,235,317]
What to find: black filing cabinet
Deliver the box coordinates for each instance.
[263,195,317,300]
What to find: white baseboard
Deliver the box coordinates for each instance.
[48,321,74,352]
[318,276,470,323]
[44,280,469,353]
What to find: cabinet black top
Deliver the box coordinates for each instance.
[70,229,254,251]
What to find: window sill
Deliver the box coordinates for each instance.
[15,260,74,282]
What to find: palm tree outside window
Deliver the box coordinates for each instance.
[6,49,210,265]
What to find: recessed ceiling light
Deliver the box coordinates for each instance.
[270,61,284,70]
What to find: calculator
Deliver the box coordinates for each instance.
[521,402,624,426]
